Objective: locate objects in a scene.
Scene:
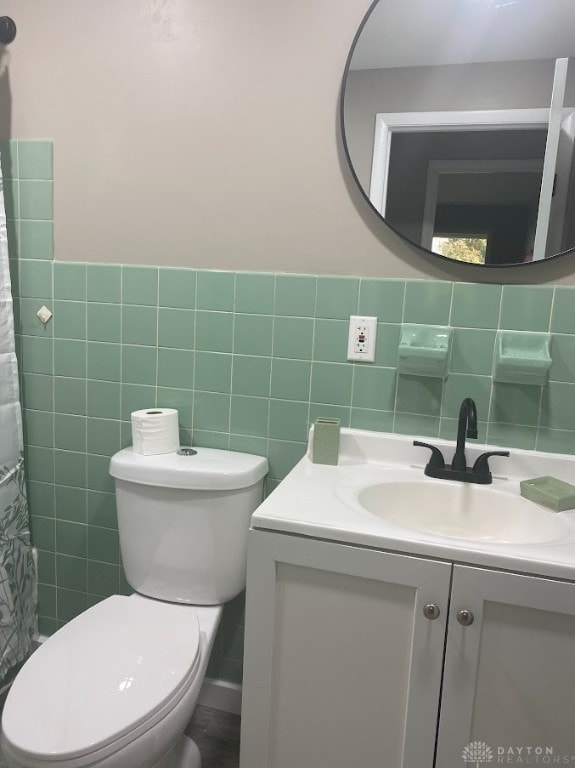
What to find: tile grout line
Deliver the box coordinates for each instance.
[189,270,197,443]
[348,279,362,428]
[267,275,277,452]
[83,265,89,603]
[50,237,59,624]
[228,274,237,448]
[438,282,457,435]
[305,276,319,434]
[535,286,557,450]
[116,266,125,594]
[390,281,407,435]
[154,268,160,410]
[485,284,506,443]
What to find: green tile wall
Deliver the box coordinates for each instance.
[5,139,575,685]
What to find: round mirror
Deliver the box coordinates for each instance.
[341,0,575,267]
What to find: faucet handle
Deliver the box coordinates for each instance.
[472,450,510,478]
[413,441,446,469]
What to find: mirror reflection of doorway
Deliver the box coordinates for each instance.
[427,159,544,265]
[384,128,546,265]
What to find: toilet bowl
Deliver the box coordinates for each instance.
[2,447,267,768]
[3,596,219,768]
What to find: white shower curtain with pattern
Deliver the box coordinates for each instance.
[0,154,37,681]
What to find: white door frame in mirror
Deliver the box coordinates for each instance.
[546,111,575,257]
[537,57,572,259]
[421,158,545,252]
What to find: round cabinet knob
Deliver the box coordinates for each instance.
[456,609,475,627]
[423,603,440,620]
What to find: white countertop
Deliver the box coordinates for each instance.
[252,428,575,581]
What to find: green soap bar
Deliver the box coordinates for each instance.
[312,417,340,466]
[520,476,575,512]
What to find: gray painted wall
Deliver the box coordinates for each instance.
[1,0,574,283]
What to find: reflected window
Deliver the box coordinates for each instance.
[432,236,488,264]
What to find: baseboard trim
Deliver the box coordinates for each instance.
[36,635,242,716]
[197,677,242,715]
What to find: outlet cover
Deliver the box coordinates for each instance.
[347,316,377,362]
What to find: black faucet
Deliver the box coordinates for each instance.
[452,398,478,472]
[413,397,509,484]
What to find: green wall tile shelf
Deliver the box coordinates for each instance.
[397,325,452,379]
[494,331,552,386]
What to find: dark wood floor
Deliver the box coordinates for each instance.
[186,705,241,768]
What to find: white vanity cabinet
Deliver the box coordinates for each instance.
[436,564,575,765]
[240,531,575,768]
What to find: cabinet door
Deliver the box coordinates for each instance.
[436,565,575,767]
[240,531,451,768]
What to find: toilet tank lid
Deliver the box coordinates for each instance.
[109,447,268,490]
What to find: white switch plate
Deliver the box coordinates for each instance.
[347,316,377,362]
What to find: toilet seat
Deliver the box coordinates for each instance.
[2,595,201,766]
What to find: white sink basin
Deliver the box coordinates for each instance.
[253,428,575,579]
[358,481,569,544]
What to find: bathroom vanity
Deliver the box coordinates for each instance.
[240,429,575,768]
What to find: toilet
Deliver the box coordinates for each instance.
[1,446,267,768]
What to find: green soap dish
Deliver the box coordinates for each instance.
[494,331,552,386]
[520,476,575,512]
[397,324,452,379]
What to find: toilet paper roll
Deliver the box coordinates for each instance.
[131,408,180,455]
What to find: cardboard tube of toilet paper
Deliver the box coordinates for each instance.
[131,408,180,455]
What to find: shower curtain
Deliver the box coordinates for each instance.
[0,155,37,682]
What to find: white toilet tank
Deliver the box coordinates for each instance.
[109,447,268,605]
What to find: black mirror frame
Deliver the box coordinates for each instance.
[339,0,575,270]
